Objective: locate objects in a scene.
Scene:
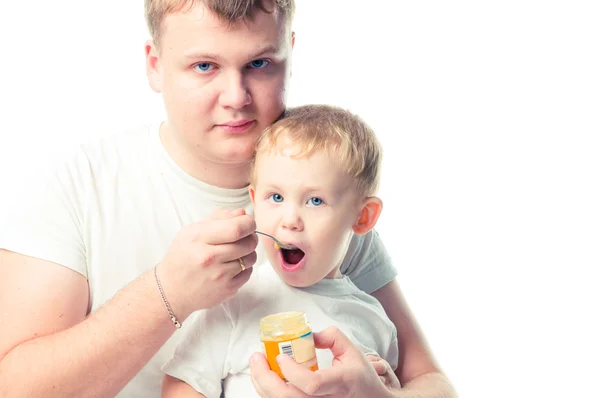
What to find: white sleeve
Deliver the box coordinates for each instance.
[161,305,234,398]
[386,328,400,371]
[0,151,88,277]
[339,230,398,294]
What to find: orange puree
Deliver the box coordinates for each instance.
[260,312,319,380]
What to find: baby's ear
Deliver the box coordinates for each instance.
[352,197,383,235]
[249,186,256,204]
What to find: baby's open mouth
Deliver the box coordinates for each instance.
[281,248,305,265]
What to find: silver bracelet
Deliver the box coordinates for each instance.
[154,265,181,329]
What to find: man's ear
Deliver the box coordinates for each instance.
[249,186,256,205]
[290,31,295,78]
[352,197,383,235]
[145,40,162,93]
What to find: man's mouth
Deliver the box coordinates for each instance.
[219,119,254,127]
[215,119,255,133]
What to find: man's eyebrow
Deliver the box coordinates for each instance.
[252,45,280,58]
[184,45,280,61]
[184,51,221,61]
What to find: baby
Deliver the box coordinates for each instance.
[161,104,398,397]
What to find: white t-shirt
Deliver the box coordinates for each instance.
[162,264,399,398]
[0,124,398,398]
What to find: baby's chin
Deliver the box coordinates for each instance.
[275,271,312,288]
[271,265,324,288]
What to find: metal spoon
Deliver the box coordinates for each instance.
[255,231,298,250]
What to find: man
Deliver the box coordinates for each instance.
[0,1,455,397]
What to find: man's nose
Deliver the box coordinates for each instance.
[218,72,251,110]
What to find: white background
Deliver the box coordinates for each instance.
[1,1,599,397]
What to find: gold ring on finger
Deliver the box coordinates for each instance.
[238,257,246,271]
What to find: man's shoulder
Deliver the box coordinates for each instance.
[32,123,160,199]
[340,230,396,294]
[80,123,156,162]
[56,123,158,177]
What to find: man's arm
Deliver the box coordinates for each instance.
[162,375,207,397]
[371,279,456,397]
[0,249,176,397]
[0,208,257,397]
[394,373,457,398]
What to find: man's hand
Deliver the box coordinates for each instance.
[250,326,395,398]
[158,208,257,319]
[367,355,401,390]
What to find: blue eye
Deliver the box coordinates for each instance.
[269,193,284,203]
[308,197,323,206]
[248,59,270,69]
[194,63,214,72]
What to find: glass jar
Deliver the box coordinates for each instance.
[259,311,319,380]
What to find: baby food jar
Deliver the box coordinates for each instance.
[259,311,318,380]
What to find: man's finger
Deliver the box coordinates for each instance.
[231,263,253,286]
[366,354,381,363]
[313,326,363,361]
[211,233,258,263]
[227,251,257,274]
[278,354,345,396]
[250,353,307,398]
[249,353,269,397]
[229,208,246,217]
[207,208,235,220]
[368,358,387,376]
[200,215,256,245]
[208,208,245,220]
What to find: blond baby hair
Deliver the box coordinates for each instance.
[253,104,383,198]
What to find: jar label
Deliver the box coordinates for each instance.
[262,332,318,379]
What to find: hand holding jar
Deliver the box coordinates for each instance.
[250,326,399,398]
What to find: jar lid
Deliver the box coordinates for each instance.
[260,311,308,333]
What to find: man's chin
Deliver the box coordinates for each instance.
[217,148,255,165]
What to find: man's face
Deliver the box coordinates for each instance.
[147,4,293,166]
[251,145,363,288]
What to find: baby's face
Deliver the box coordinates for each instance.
[250,147,363,287]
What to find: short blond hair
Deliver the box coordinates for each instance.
[252,105,383,198]
[145,0,295,48]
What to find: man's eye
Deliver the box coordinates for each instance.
[194,63,214,72]
[248,59,270,69]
